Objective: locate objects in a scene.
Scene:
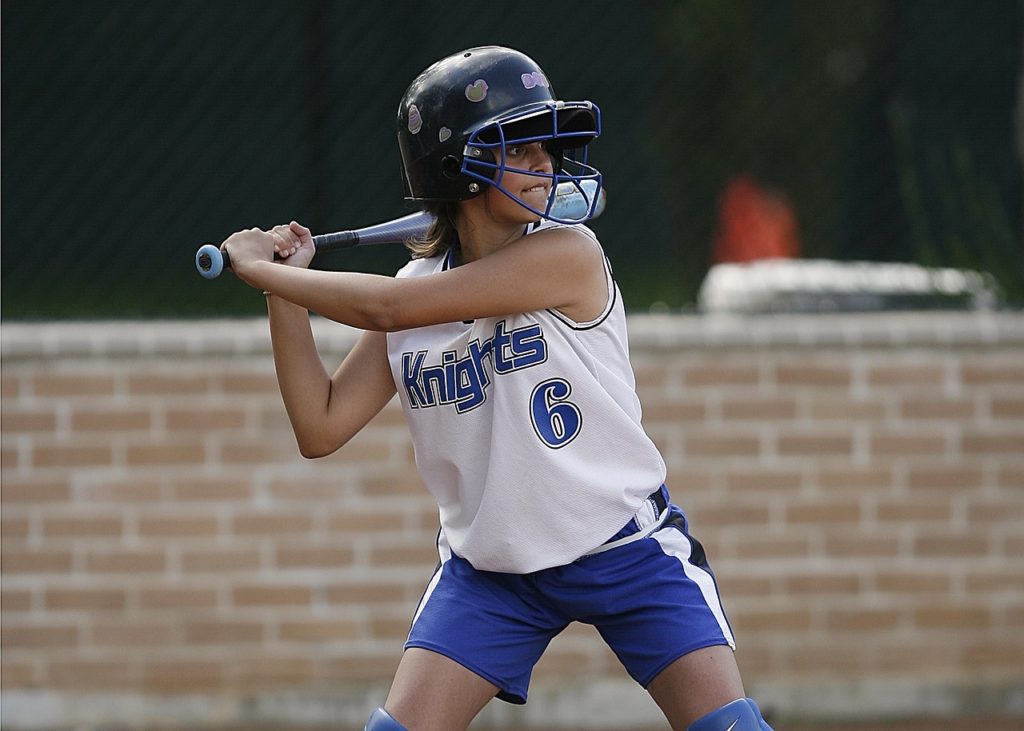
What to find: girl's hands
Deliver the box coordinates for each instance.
[269,221,315,269]
[221,221,314,288]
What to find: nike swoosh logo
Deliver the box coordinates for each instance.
[725,722,739,731]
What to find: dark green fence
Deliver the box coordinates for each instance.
[2,0,1021,319]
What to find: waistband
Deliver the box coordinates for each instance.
[585,485,670,557]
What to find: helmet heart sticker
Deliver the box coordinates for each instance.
[521,71,549,89]
[407,105,423,134]
[438,127,451,142]
[465,79,488,102]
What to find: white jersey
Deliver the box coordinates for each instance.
[386,222,667,573]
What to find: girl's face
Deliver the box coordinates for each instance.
[481,142,555,224]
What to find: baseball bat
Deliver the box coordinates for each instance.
[195,180,605,279]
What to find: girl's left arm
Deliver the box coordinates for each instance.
[223,225,606,331]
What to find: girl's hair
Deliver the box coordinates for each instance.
[406,201,459,259]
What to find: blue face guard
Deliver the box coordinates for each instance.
[461,101,603,224]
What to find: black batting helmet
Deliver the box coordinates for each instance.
[396,46,602,223]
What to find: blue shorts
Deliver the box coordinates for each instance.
[405,486,736,704]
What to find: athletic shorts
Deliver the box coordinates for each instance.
[405,486,736,704]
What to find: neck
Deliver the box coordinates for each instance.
[454,198,528,264]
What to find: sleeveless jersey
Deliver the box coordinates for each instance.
[386,222,667,573]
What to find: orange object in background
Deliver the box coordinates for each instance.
[712,174,801,263]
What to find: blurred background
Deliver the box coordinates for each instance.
[2,0,1021,319]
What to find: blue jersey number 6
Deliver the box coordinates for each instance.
[530,379,582,449]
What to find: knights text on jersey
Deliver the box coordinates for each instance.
[386,223,667,573]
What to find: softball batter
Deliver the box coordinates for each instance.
[221,46,772,731]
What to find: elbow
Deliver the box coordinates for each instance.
[295,433,340,460]
[359,283,407,332]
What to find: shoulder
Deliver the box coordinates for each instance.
[395,251,446,279]
[526,219,601,246]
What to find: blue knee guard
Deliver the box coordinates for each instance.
[365,707,408,731]
[688,697,773,731]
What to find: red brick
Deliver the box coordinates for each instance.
[181,548,262,573]
[234,656,316,689]
[1,623,78,648]
[870,432,947,456]
[138,586,219,610]
[48,659,140,690]
[1,515,30,541]
[232,584,313,607]
[45,588,125,611]
[868,364,944,387]
[1,588,33,611]
[962,363,1024,385]
[275,545,354,569]
[914,532,991,558]
[731,607,813,632]
[915,604,993,630]
[2,549,73,574]
[963,641,1024,670]
[874,571,950,594]
[0,477,71,504]
[777,432,853,457]
[724,468,803,493]
[71,407,151,432]
[142,660,226,692]
[817,466,894,491]
[166,407,246,431]
[219,372,278,394]
[784,573,862,595]
[326,581,410,605]
[126,441,208,466]
[231,511,314,537]
[185,620,264,644]
[33,373,116,396]
[785,500,860,524]
[277,618,360,642]
[137,514,219,538]
[170,477,251,502]
[79,478,163,503]
[42,515,123,539]
[684,363,760,387]
[961,430,1024,456]
[807,398,887,421]
[900,398,976,420]
[686,432,761,458]
[721,397,797,421]
[825,533,901,559]
[85,549,167,574]
[33,443,113,468]
[1,407,57,433]
[907,466,984,492]
[991,396,1024,419]
[128,373,210,395]
[641,397,707,423]
[826,607,902,631]
[876,498,953,523]
[89,621,177,646]
[775,363,851,388]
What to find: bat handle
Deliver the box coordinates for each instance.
[196,244,228,279]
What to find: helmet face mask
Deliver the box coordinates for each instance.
[397,46,603,224]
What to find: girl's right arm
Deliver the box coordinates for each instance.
[267,295,397,458]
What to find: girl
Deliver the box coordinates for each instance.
[220,46,772,731]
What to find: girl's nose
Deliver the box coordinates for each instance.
[529,144,553,173]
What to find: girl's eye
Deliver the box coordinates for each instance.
[506,145,523,158]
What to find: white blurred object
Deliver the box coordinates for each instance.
[698,259,1001,314]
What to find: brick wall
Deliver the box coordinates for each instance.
[2,313,1022,729]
